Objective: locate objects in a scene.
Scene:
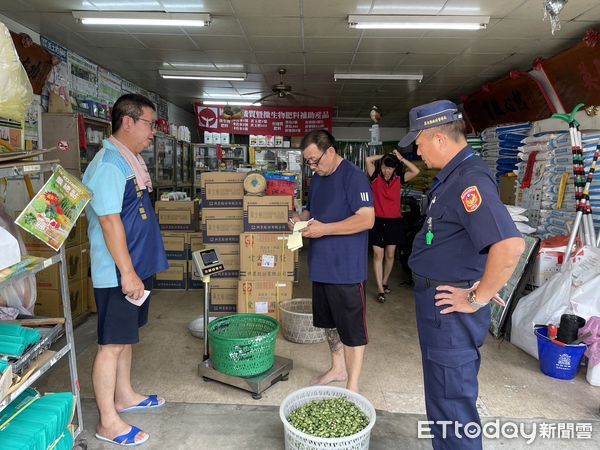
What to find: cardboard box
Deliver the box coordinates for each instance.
[201,208,243,243]
[238,280,293,320]
[243,195,293,232]
[154,260,187,289]
[29,244,83,289]
[200,172,246,208]
[155,200,200,231]
[161,231,188,260]
[187,231,204,259]
[35,278,85,318]
[239,233,295,280]
[187,260,204,290]
[499,174,517,205]
[210,278,238,312]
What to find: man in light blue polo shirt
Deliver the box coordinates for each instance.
[83,94,168,447]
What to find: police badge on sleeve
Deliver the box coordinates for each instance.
[461,186,482,212]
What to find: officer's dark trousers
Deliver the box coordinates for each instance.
[414,282,490,450]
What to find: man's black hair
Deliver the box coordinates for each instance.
[112,93,156,133]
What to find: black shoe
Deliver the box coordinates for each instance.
[383,284,391,294]
[376,293,386,303]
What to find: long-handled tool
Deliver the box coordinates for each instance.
[553,104,597,265]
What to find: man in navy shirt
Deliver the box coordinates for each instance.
[292,129,374,392]
[84,94,168,447]
[400,100,524,449]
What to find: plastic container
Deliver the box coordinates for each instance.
[280,386,376,450]
[208,314,279,377]
[535,327,587,380]
[586,363,600,386]
[279,298,326,344]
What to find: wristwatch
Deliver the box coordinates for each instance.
[467,290,488,309]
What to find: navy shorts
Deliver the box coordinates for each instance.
[369,217,405,248]
[95,277,154,345]
[312,282,368,347]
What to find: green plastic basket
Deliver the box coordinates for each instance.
[208,314,280,377]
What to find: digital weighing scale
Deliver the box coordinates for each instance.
[192,248,293,399]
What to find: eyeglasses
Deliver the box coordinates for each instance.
[304,149,328,167]
[136,117,157,131]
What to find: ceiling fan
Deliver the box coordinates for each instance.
[242,67,319,104]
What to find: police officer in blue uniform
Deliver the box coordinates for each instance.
[399,100,525,449]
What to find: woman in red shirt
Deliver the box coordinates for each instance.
[366,150,420,303]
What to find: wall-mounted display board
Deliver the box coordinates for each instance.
[194,105,333,136]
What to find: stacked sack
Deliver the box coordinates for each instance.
[516,131,600,237]
[481,123,531,181]
[505,205,536,235]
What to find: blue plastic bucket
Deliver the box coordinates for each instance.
[535,327,587,380]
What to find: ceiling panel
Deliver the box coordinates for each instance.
[230,0,299,17]
[241,17,300,37]
[405,38,476,54]
[133,33,198,50]
[357,37,418,53]
[441,0,526,17]
[75,31,147,48]
[0,0,595,123]
[304,53,354,65]
[254,52,304,65]
[302,18,362,38]
[248,36,301,52]
[304,37,359,53]
[348,52,405,66]
[189,35,251,52]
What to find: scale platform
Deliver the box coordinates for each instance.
[199,356,293,400]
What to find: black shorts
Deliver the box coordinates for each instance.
[95,277,154,345]
[369,217,405,248]
[312,282,368,347]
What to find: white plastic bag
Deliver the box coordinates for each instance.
[0,22,33,122]
[510,246,600,358]
[510,266,572,358]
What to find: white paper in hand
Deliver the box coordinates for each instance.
[125,290,151,307]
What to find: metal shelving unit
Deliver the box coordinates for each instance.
[0,160,83,439]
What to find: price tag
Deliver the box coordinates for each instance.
[261,255,275,268]
[256,301,269,314]
[23,165,41,173]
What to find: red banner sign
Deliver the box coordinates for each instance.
[536,29,600,113]
[462,72,555,132]
[194,104,333,136]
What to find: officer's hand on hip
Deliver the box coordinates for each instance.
[434,282,505,314]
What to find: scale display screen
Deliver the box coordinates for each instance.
[201,249,219,266]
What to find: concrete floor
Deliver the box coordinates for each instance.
[36,252,600,449]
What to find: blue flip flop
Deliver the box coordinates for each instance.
[95,425,149,447]
[119,395,165,413]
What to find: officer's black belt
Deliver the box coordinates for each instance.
[412,273,472,289]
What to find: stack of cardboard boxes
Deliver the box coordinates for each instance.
[23,215,91,318]
[154,199,201,289]
[198,172,246,313]
[238,195,295,320]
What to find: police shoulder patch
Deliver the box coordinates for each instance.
[461,186,482,213]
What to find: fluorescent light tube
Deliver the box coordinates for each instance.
[203,101,261,106]
[348,15,489,30]
[334,73,423,82]
[159,70,246,81]
[72,11,211,27]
